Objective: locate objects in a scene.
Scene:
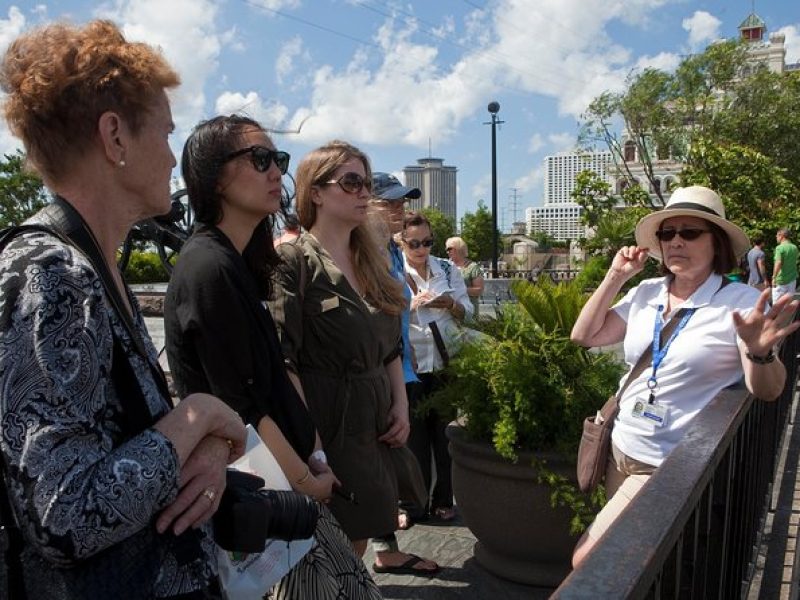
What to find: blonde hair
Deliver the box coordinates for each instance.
[445,236,468,258]
[295,140,405,316]
[1,20,179,183]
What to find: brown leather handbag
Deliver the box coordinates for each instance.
[577,308,689,493]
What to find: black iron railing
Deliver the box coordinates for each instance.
[552,324,800,599]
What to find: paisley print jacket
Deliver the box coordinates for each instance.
[0,228,216,597]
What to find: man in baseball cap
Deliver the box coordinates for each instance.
[373,172,421,201]
[368,174,440,575]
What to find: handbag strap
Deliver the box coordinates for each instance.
[615,277,731,406]
[429,321,450,367]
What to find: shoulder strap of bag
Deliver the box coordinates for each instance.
[616,277,732,403]
[429,321,450,367]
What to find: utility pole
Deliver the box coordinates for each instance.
[509,188,520,229]
[484,101,504,278]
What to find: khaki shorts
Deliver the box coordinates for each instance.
[586,444,657,542]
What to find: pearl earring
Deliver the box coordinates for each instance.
[118,160,126,167]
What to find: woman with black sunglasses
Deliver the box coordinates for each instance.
[164,118,381,598]
[269,140,441,575]
[401,211,473,524]
[570,186,800,568]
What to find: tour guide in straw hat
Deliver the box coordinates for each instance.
[569,185,800,568]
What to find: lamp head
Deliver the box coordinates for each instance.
[487,101,500,115]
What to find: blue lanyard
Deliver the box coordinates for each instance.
[648,306,695,401]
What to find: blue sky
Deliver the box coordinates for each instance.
[1,1,798,229]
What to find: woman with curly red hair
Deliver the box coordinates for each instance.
[0,20,245,598]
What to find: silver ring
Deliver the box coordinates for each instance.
[202,488,216,503]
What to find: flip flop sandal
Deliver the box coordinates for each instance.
[373,554,440,576]
[432,506,457,521]
[397,510,414,531]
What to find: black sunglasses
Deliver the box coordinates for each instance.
[224,146,290,174]
[403,238,434,250]
[324,172,372,194]
[655,227,710,242]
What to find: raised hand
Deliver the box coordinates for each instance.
[610,246,650,279]
[733,287,800,356]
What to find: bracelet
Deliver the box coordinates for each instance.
[746,349,775,364]
[295,465,311,486]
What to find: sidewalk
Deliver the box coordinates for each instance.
[362,515,554,600]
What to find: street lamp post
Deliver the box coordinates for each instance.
[484,101,504,278]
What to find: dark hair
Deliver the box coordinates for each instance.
[181,114,288,299]
[402,211,431,233]
[1,20,179,183]
[752,237,764,246]
[660,220,735,276]
[284,213,301,232]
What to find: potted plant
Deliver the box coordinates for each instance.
[431,276,623,586]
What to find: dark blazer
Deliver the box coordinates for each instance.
[164,225,315,460]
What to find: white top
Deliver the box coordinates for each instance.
[610,273,761,466]
[406,255,473,373]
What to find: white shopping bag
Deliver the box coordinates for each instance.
[217,425,314,600]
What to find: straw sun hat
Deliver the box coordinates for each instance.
[634,186,751,261]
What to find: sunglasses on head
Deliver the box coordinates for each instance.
[655,227,710,242]
[404,238,434,250]
[325,172,372,194]
[224,146,290,174]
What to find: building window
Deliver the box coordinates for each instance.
[623,141,636,163]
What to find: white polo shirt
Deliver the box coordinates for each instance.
[610,273,761,466]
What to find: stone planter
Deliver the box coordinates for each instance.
[447,424,579,587]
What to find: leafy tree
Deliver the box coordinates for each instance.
[0,151,50,228]
[580,37,800,239]
[419,207,455,257]
[530,230,555,251]
[571,170,617,227]
[682,139,798,241]
[460,200,500,261]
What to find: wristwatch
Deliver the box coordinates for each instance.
[746,349,775,364]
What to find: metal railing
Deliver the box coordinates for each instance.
[552,324,800,599]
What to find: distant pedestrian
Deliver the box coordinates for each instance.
[772,228,798,303]
[445,236,484,318]
[746,237,768,290]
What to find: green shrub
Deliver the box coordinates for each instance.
[431,277,624,531]
[122,251,170,284]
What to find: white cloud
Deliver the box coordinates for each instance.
[682,11,721,49]
[220,0,678,152]
[431,15,455,40]
[95,0,230,137]
[528,133,544,153]
[471,173,491,201]
[513,165,544,194]
[0,7,27,154]
[635,51,681,72]
[275,36,305,85]
[778,25,800,65]
[0,6,25,56]
[247,0,301,12]
[215,91,289,129]
[548,132,577,153]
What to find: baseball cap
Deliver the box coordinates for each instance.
[372,172,421,201]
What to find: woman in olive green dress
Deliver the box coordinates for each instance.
[269,140,439,574]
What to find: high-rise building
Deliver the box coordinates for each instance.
[543,151,614,205]
[403,157,457,222]
[527,151,614,241]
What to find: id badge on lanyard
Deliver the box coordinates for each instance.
[631,305,695,428]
